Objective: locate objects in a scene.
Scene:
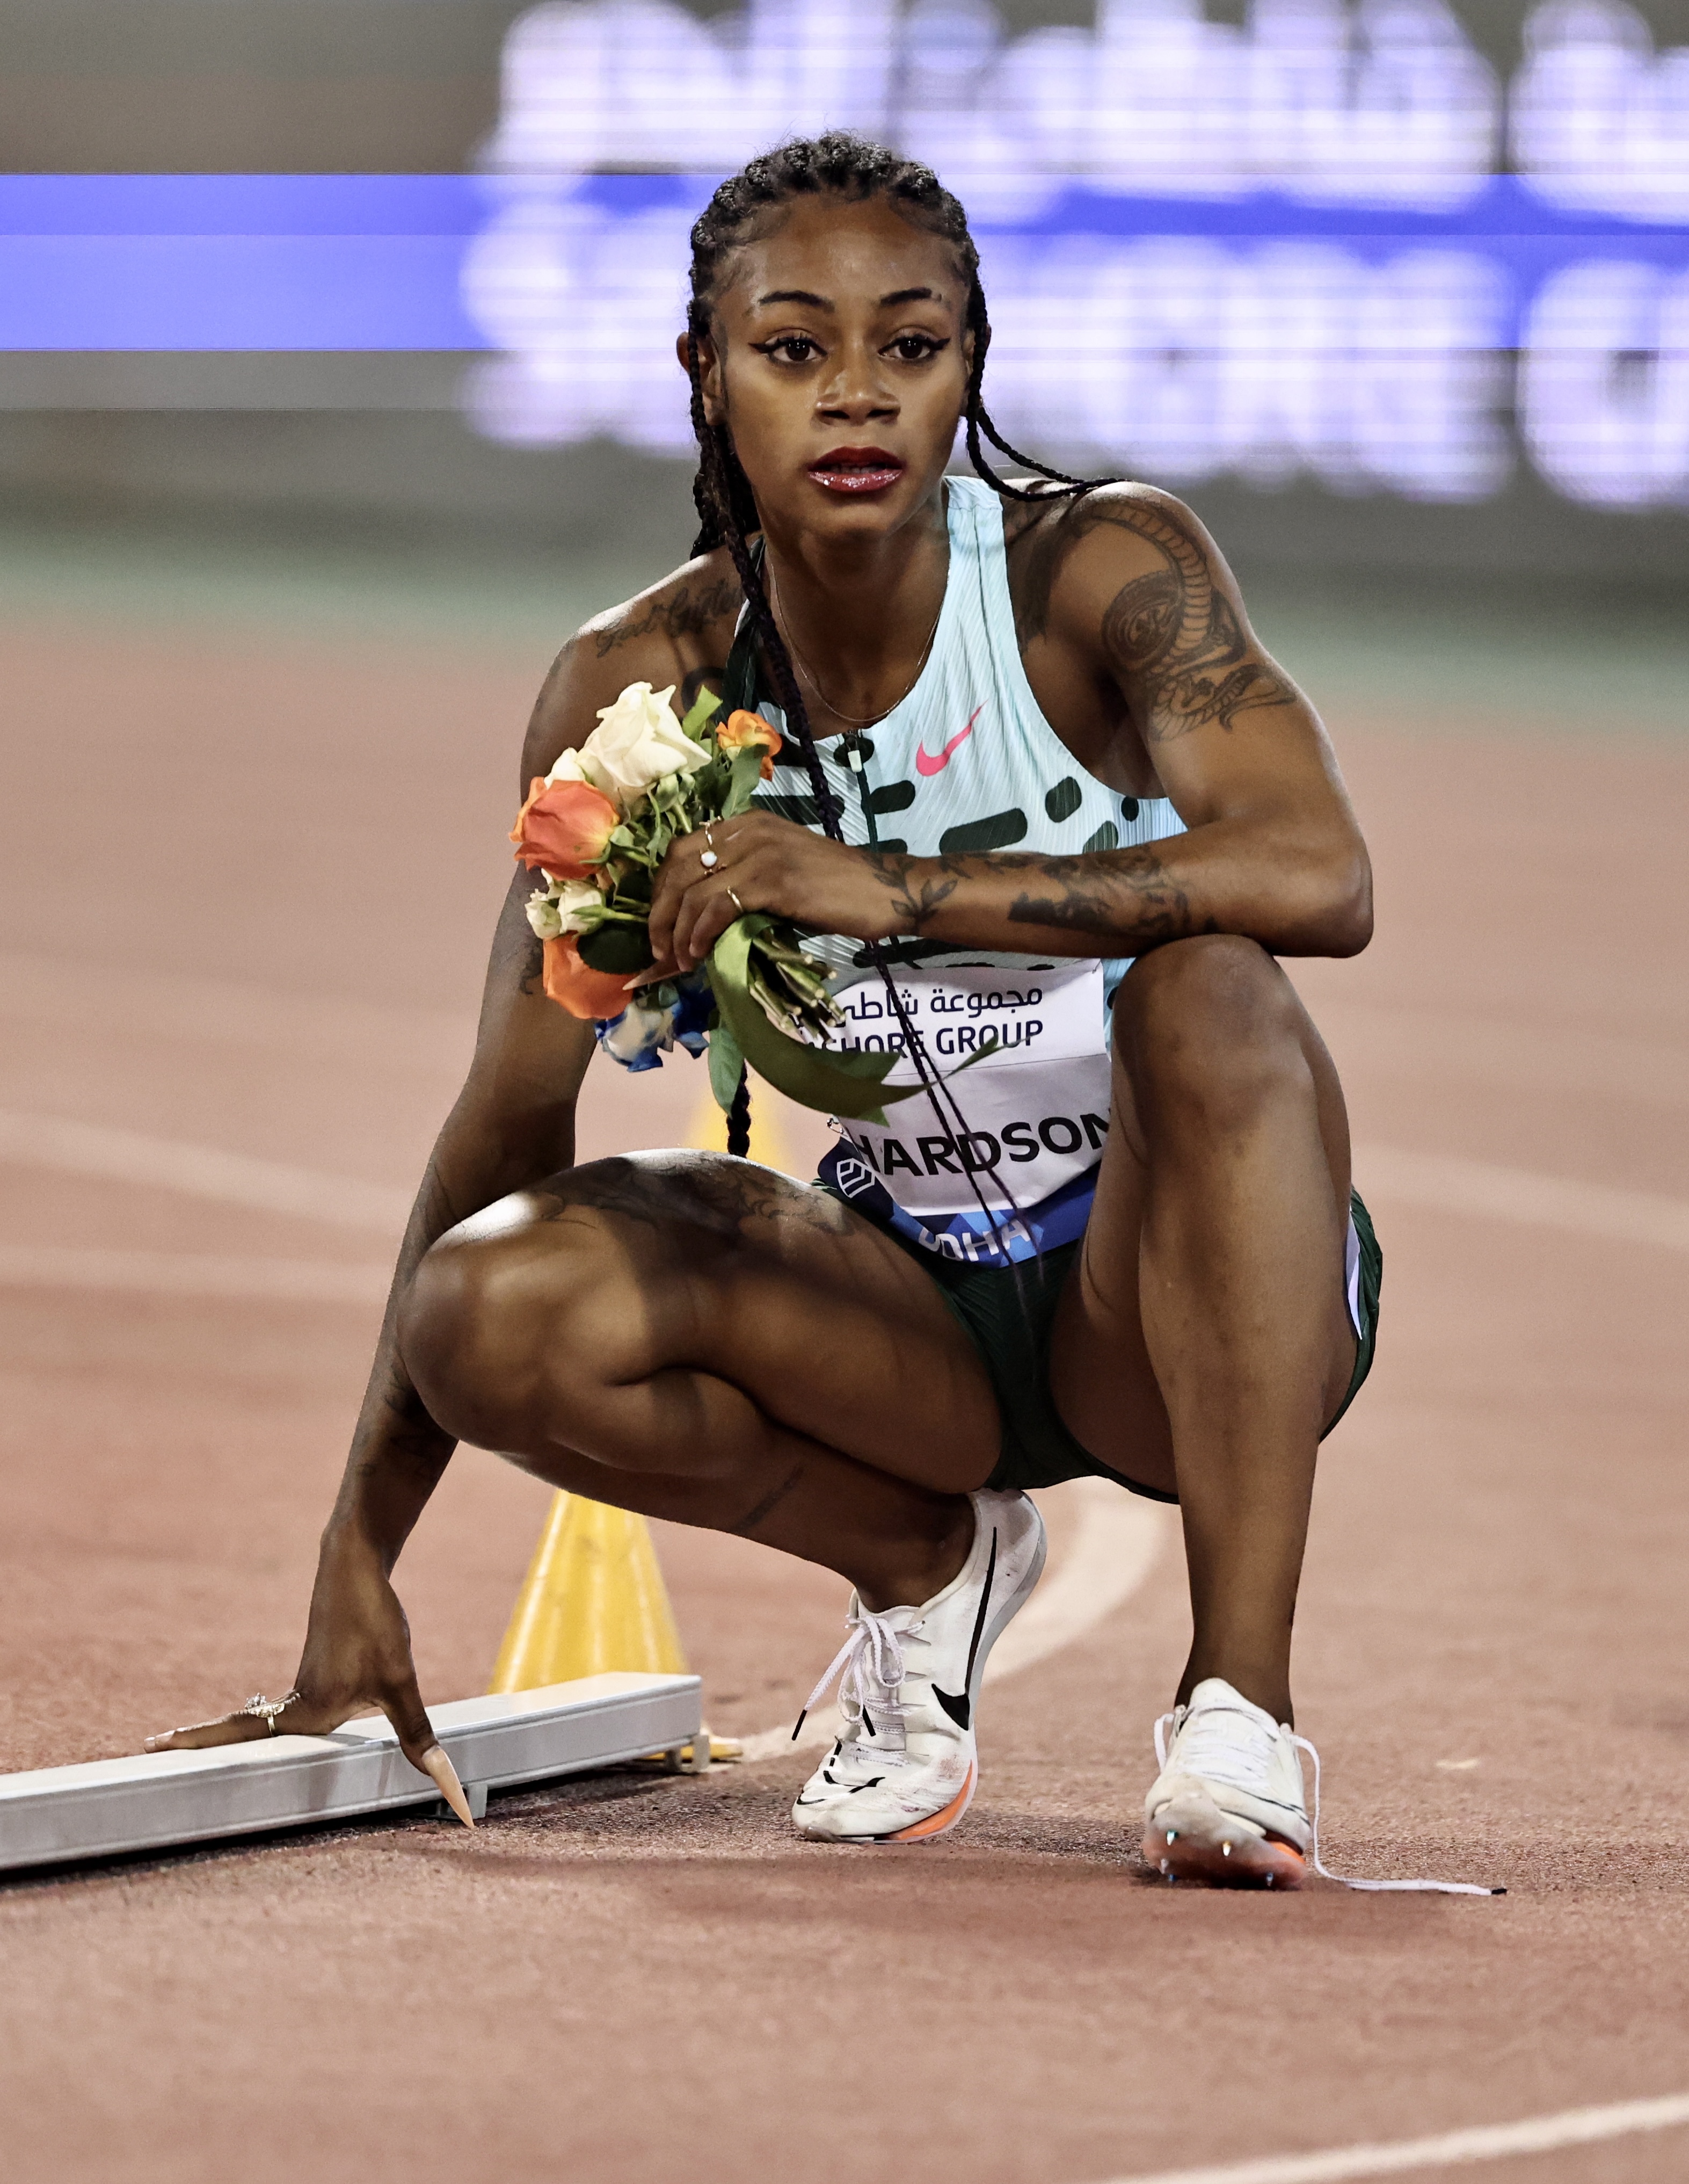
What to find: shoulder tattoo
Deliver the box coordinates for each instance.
[593,576,739,658]
[1013,492,1294,742]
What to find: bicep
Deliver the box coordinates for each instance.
[1079,492,1352,831]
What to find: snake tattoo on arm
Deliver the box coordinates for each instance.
[1015,490,1295,743]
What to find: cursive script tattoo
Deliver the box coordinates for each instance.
[1009,488,1294,741]
[593,577,739,658]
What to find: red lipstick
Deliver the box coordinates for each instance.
[807,446,905,494]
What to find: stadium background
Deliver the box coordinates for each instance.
[2,0,1687,598]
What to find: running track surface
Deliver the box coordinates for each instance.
[1,584,1686,2184]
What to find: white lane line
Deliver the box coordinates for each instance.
[1094,2090,1689,2184]
[0,1244,390,1303]
[1358,1144,1689,1254]
[736,1482,1170,1764]
[8,1108,1686,1259]
[0,1111,410,1231]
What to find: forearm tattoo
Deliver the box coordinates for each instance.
[863,844,1206,948]
[1013,491,1294,742]
[1004,848,1204,942]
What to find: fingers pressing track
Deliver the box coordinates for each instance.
[421,1746,476,1830]
[382,1684,475,1830]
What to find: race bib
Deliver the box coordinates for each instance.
[822,961,1112,1216]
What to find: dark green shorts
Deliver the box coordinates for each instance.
[837,1189,1381,1504]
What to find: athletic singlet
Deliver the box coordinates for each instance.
[746,476,1187,1268]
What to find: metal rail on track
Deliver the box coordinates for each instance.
[0,1672,702,1874]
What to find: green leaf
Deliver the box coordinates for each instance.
[706,918,921,1123]
[578,920,654,974]
[722,746,768,817]
[680,687,724,742]
[707,1014,744,1113]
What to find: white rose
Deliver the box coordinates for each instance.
[525,888,563,940]
[577,683,709,808]
[525,878,602,939]
[551,879,605,932]
[543,748,590,788]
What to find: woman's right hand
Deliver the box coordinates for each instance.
[142,1528,475,1826]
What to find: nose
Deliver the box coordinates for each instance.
[816,338,897,425]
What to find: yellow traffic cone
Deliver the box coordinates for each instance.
[685,1076,794,1171]
[488,1491,739,1765]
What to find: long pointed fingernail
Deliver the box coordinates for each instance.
[422,1744,475,1830]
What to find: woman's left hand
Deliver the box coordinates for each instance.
[648,812,900,973]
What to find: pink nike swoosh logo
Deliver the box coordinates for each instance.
[915,706,982,778]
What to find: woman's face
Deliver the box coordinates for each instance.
[690,193,973,550]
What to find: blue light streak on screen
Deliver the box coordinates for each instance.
[1,173,1684,352]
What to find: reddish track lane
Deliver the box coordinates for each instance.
[1,613,1686,2184]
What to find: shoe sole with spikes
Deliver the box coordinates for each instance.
[1144,1787,1309,1888]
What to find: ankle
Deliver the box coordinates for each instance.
[855,1497,974,1613]
[1176,1661,1294,1728]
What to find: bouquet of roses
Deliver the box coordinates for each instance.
[510,681,920,1123]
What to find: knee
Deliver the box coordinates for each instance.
[1113,937,1305,1128]
[397,1191,608,1452]
[398,1214,543,1451]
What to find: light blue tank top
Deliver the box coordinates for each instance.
[751,476,1187,1266]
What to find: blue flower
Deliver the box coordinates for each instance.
[594,971,713,1072]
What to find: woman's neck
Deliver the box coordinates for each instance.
[759,487,950,732]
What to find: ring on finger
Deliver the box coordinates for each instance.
[700,825,719,872]
[727,887,745,915]
[241,1688,301,1735]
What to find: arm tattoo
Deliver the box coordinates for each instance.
[1011,490,1294,741]
[593,577,738,657]
[865,842,1206,947]
[861,849,964,932]
[1004,848,1206,944]
[1100,505,1290,740]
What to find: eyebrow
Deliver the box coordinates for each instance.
[752,286,948,311]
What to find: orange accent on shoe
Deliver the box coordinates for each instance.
[883,1764,977,1843]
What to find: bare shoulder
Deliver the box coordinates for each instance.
[1004,481,1240,648]
[518,546,742,786]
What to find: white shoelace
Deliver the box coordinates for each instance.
[793,1603,921,1756]
[1156,1701,1504,1897]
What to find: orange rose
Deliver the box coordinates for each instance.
[541,935,647,1020]
[510,778,621,879]
[717,709,784,782]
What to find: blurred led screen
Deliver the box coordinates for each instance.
[3,0,1687,512]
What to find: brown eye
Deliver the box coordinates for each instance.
[890,334,945,363]
[759,335,820,365]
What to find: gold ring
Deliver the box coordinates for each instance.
[700,826,719,871]
[727,888,745,915]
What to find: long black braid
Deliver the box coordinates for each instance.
[686,134,1109,1226]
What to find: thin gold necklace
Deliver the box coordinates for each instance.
[767,565,944,729]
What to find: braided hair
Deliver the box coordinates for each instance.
[683,133,1106,1192]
